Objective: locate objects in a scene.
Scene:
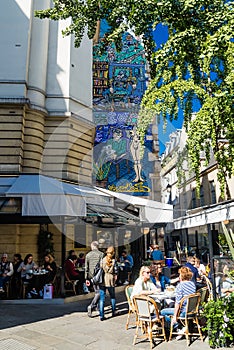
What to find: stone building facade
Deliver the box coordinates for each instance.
[160,125,234,260]
[0,0,93,264]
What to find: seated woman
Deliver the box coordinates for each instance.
[194,257,206,278]
[31,254,57,297]
[150,263,179,291]
[150,264,163,290]
[131,265,160,300]
[17,254,38,298]
[221,268,234,296]
[43,254,57,284]
[160,266,196,339]
[11,253,23,298]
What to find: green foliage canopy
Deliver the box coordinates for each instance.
[35,0,234,196]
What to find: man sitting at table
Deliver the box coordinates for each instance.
[131,266,161,300]
[151,245,164,263]
[0,253,13,293]
[119,250,134,285]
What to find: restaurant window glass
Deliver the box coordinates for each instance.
[0,197,21,213]
[74,223,86,248]
[97,229,114,249]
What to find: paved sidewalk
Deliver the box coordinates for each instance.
[0,287,229,350]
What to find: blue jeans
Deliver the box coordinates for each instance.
[0,275,10,289]
[160,307,186,327]
[99,286,116,318]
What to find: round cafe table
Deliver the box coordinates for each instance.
[31,271,49,292]
[149,290,175,309]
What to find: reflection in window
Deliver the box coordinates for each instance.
[0,197,21,214]
[74,223,86,248]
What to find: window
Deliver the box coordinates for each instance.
[74,223,86,248]
[200,185,205,207]
[183,192,187,211]
[0,197,21,214]
[210,181,216,204]
[191,189,197,209]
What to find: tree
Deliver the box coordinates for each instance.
[35,0,234,197]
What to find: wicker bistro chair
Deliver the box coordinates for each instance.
[133,295,167,349]
[203,276,214,301]
[64,272,77,295]
[169,292,203,346]
[2,279,11,298]
[197,286,208,315]
[51,270,60,297]
[125,285,137,330]
[21,280,30,299]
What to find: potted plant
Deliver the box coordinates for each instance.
[37,228,54,266]
[203,293,234,348]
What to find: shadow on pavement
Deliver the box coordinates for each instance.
[0,287,128,330]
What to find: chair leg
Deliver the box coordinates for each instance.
[148,322,153,349]
[126,311,130,330]
[22,285,26,299]
[169,319,173,341]
[73,283,77,295]
[5,283,9,298]
[133,321,140,345]
[127,272,132,282]
[161,318,167,341]
[185,319,190,346]
[195,317,203,342]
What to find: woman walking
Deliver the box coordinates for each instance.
[99,246,118,321]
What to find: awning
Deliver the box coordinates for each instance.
[0,175,115,217]
[3,175,86,217]
[95,188,173,224]
[83,204,139,227]
[87,204,140,221]
[174,200,234,229]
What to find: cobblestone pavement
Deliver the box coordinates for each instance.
[0,287,230,350]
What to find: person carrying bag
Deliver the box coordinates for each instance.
[98,246,118,321]
[85,241,104,318]
[91,261,104,285]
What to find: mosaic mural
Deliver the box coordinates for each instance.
[93,31,154,195]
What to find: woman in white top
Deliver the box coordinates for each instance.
[194,258,206,277]
[131,265,160,299]
[17,254,38,297]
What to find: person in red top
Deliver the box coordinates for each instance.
[64,255,87,294]
[64,255,79,280]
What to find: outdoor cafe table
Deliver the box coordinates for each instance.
[149,290,176,309]
[31,270,49,291]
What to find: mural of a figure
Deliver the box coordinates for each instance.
[129,126,144,182]
[105,128,129,185]
[93,30,153,195]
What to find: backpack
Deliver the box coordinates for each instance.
[91,261,104,285]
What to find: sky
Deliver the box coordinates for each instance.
[152,24,184,154]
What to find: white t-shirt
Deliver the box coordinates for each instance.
[131,277,157,299]
[197,263,206,276]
